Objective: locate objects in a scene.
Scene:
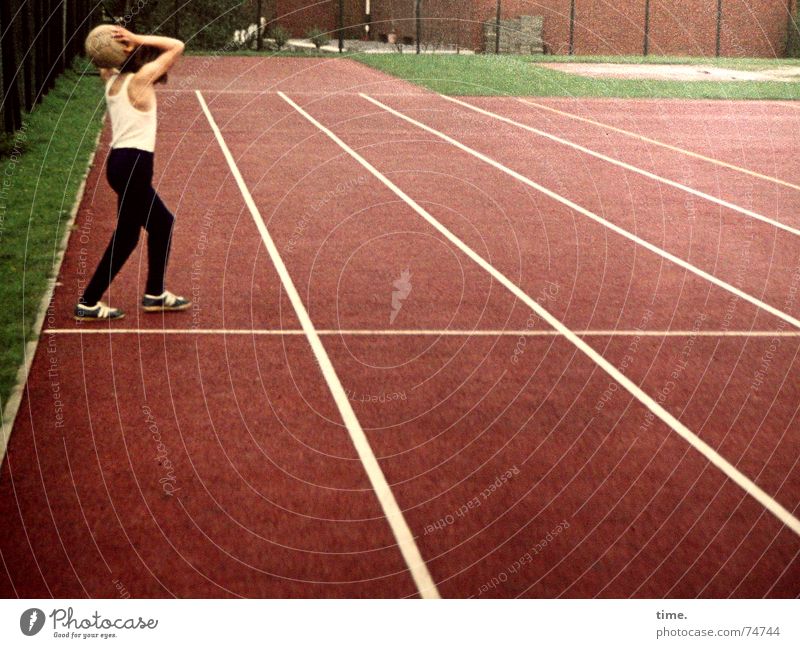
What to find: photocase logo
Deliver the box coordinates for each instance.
[390,268,412,324]
[20,608,45,636]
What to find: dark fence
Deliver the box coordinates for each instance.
[1,1,100,134]
[0,1,258,136]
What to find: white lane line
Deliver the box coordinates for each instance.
[42,328,800,338]
[44,328,309,335]
[441,95,800,238]
[163,89,423,96]
[197,90,440,599]
[279,91,800,538]
[360,93,800,332]
[515,97,800,193]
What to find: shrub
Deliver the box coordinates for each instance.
[271,25,291,50]
[307,26,329,50]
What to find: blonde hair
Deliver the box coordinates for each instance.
[85,25,128,68]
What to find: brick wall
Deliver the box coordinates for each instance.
[419,0,472,48]
[370,0,415,39]
[646,1,719,56]
[273,1,794,57]
[474,0,793,56]
[720,0,791,57]
[573,1,646,54]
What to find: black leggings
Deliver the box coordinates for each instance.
[81,148,174,305]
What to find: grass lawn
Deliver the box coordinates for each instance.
[351,53,800,99]
[189,48,800,99]
[0,64,105,416]
[522,54,800,69]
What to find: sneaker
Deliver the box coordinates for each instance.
[142,290,191,312]
[74,301,125,321]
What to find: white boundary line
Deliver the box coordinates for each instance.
[360,93,800,332]
[0,128,103,467]
[440,95,800,238]
[515,97,800,193]
[42,328,800,338]
[278,91,800,538]
[162,89,421,96]
[196,90,440,599]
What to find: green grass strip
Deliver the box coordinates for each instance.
[351,53,800,100]
[0,65,105,417]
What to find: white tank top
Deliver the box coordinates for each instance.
[106,73,157,152]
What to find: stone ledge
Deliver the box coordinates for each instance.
[484,15,544,54]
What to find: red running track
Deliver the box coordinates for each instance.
[1,57,799,598]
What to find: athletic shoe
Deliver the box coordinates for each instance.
[142,290,191,312]
[74,301,125,321]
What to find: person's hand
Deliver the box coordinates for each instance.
[112,26,141,48]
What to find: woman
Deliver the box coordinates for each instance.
[77,25,190,320]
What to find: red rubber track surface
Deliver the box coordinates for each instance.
[1,57,799,598]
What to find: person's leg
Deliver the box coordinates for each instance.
[141,188,174,297]
[80,149,148,306]
[139,185,190,312]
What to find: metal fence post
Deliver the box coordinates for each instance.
[416,0,422,54]
[339,0,344,53]
[569,0,576,55]
[256,0,262,50]
[495,0,501,54]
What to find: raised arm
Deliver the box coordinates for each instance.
[112,27,184,86]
